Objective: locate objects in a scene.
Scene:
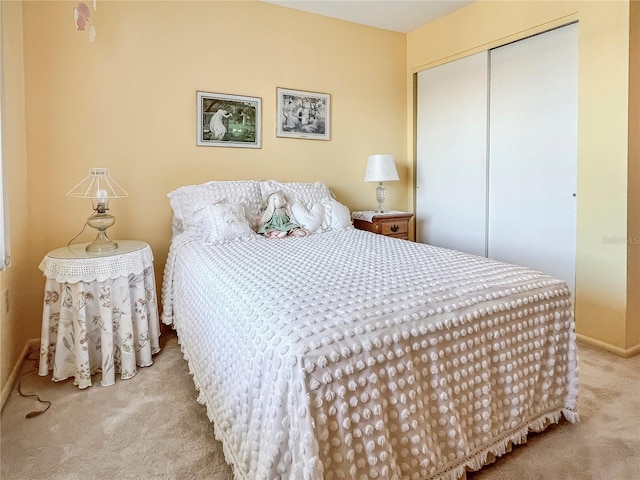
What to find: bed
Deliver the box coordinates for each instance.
[161,180,578,480]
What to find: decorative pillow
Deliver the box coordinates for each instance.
[168,180,263,234]
[290,198,352,233]
[260,180,333,207]
[190,202,255,244]
[322,199,352,231]
[291,202,326,233]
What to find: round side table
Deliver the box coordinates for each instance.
[38,240,161,388]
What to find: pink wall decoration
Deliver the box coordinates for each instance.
[73,2,96,42]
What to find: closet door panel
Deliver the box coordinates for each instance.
[416,52,488,256]
[488,24,578,294]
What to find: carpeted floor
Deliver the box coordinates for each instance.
[1,332,638,480]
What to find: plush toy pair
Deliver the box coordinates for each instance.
[257,191,308,238]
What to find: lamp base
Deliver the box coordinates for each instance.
[375,182,387,213]
[86,233,118,253]
[86,212,118,253]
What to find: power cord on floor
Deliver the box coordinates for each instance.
[17,348,51,419]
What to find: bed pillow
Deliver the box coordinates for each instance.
[168,180,263,233]
[260,180,333,207]
[190,202,256,244]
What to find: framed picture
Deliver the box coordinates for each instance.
[276,87,331,140]
[197,91,261,148]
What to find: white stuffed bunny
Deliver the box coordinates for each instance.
[258,191,308,238]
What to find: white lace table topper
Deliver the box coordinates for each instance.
[40,241,154,283]
[351,210,407,222]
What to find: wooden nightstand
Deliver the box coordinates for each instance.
[351,211,414,240]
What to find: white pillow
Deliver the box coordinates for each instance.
[260,180,332,207]
[322,199,352,231]
[291,202,326,233]
[191,202,256,244]
[168,180,263,234]
[291,199,352,233]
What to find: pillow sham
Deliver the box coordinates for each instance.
[260,180,333,207]
[190,202,256,244]
[168,180,263,233]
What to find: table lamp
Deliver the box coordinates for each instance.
[364,154,399,212]
[66,168,128,252]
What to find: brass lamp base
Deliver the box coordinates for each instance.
[86,212,118,253]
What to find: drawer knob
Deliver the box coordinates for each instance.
[391,225,399,232]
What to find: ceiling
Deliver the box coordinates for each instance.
[262,0,474,33]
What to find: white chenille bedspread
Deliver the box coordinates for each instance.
[162,228,578,480]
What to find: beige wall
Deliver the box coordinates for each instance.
[407,0,636,354]
[628,0,639,349]
[1,1,31,402]
[0,0,407,395]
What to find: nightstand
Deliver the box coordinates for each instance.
[38,240,161,389]
[351,211,414,240]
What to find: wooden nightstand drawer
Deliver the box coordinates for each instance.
[378,219,408,236]
[352,212,413,240]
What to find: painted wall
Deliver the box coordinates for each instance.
[0,0,407,394]
[407,0,637,354]
[1,1,31,403]
[628,0,639,349]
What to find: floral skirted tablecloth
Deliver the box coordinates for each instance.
[38,241,161,389]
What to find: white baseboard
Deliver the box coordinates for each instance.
[1,338,39,412]
[576,333,640,358]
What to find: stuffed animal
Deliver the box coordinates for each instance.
[258,191,308,238]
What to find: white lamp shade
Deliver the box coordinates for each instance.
[364,154,399,182]
[66,168,127,253]
[66,168,128,200]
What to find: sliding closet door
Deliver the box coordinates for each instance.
[488,24,578,294]
[416,52,488,256]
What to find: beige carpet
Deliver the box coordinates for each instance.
[1,332,638,480]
